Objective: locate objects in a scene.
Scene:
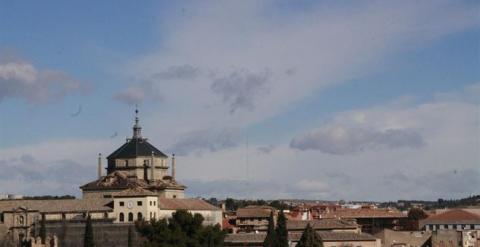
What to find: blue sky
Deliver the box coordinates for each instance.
[0,0,479,201]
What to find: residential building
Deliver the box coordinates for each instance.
[421,209,480,232]
[235,205,277,232]
[374,229,431,247]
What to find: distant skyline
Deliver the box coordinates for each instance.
[0,0,479,201]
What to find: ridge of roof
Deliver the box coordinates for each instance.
[422,208,480,223]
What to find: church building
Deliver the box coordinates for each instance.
[80,109,186,199]
[0,110,222,245]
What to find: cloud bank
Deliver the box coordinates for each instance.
[0,57,86,103]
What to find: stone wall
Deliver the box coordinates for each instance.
[46,221,142,247]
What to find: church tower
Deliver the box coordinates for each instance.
[80,109,185,199]
[106,109,170,180]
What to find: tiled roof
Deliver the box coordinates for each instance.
[287,219,358,231]
[237,206,276,218]
[292,231,378,241]
[374,229,431,246]
[115,187,157,197]
[421,209,480,225]
[225,233,265,243]
[107,138,167,159]
[80,171,186,191]
[225,231,377,243]
[157,198,220,211]
[322,208,406,219]
[0,199,112,213]
[80,171,148,190]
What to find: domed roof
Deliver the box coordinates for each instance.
[107,138,167,159]
[107,108,168,159]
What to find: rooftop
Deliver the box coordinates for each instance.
[236,206,277,218]
[80,171,185,191]
[225,231,377,243]
[287,219,358,231]
[0,199,112,213]
[421,209,480,225]
[107,137,167,159]
[157,198,221,211]
[322,208,406,219]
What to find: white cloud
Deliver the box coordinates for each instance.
[175,83,479,200]
[290,126,424,154]
[0,58,87,103]
[115,0,478,145]
[114,85,150,105]
[168,128,241,156]
[0,138,115,196]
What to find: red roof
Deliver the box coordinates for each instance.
[422,209,480,225]
[322,208,406,219]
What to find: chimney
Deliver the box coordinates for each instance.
[171,154,176,180]
[150,151,155,181]
[97,153,102,179]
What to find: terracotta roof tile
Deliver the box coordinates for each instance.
[0,199,112,213]
[322,208,406,219]
[225,231,377,243]
[421,209,480,225]
[287,219,358,230]
[157,198,220,211]
[236,206,276,218]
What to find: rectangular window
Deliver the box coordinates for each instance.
[137,201,142,206]
[120,201,125,206]
[0,213,3,223]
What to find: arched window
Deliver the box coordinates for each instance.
[119,213,124,222]
[128,213,134,222]
[137,212,143,220]
[125,160,129,167]
[150,212,152,219]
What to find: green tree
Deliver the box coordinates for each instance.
[263,211,277,247]
[296,224,323,247]
[199,224,225,247]
[225,198,235,211]
[83,215,95,247]
[135,210,225,247]
[39,214,46,244]
[407,208,428,220]
[276,211,288,247]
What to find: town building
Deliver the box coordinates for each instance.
[224,231,380,247]
[421,208,480,232]
[286,219,360,233]
[235,205,278,232]
[0,110,221,246]
[420,208,480,247]
[374,229,431,247]
[319,207,406,234]
[80,109,186,200]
